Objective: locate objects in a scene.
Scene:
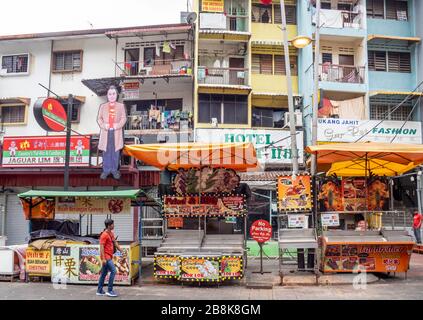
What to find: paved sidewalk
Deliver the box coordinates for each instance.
[0,254,421,300]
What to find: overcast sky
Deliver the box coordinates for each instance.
[0,0,192,35]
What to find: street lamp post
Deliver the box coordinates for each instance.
[280,0,299,175]
[311,0,321,176]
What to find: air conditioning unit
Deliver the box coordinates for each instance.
[284,111,303,128]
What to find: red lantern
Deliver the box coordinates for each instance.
[260,0,272,4]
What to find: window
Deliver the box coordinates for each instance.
[0,105,26,124]
[367,0,384,19]
[53,51,82,72]
[252,54,272,74]
[60,100,82,123]
[368,51,387,71]
[252,4,272,23]
[321,2,331,9]
[387,52,411,73]
[274,5,297,24]
[370,104,412,121]
[322,53,333,64]
[198,94,248,125]
[144,48,155,67]
[252,107,285,128]
[1,54,29,74]
[274,55,298,76]
[386,0,408,21]
[338,3,353,11]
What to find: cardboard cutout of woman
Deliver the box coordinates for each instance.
[97,85,127,180]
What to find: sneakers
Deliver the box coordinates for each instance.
[106,290,118,297]
[96,290,106,296]
[100,172,109,180]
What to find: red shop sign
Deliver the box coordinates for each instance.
[250,219,272,243]
[34,98,67,132]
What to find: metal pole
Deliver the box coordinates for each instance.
[64,94,73,191]
[311,0,321,176]
[280,0,299,174]
[417,175,422,215]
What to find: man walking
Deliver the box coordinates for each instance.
[413,211,422,244]
[97,219,122,297]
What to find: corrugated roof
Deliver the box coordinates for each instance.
[0,23,191,41]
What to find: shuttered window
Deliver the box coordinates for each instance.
[387,52,411,73]
[252,54,273,74]
[386,0,408,21]
[198,94,248,125]
[274,5,297,24]
[274,55,298,76]
[53,51,82,72]
[367,0,384,18]
[368,51,387,71]
[1,105,26,124]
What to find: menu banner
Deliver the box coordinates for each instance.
[277,175,312,211]
[154,255,181,278]
[180,257,220,281]
[26,248,51,276]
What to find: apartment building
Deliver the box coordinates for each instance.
[0,23,194,245]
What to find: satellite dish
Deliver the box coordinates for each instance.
[186,12,197,24]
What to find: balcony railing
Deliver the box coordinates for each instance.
[319,64,365,84]
[198,67,248,86]
[125,112,193,132]
[118,59,193,77]
[199,12,248,32]
[314,9,363,29]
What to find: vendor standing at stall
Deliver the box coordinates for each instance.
[97,219,122,297]
[413,211,422,244]
[97,85,127,180]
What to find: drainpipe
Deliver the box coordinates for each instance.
[48,40,54,97]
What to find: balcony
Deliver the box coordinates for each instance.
[313,9,365,38]
[124,112,193,133]
[118,59,193,77]
[197,67,248,86]
[319,64,365,84]
[199,12,248,33]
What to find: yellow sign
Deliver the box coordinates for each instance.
[221,256,242,278]
[26,248,51,276]
[277,175,312,211]
[181,257,220,281]
[154,256,180,277]
[202,0,224,12]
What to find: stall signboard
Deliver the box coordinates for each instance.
[55,197,131,215]
[317,118,422,144]
[250,219,272,243]
[202,0,224,12]
[154,255,181,278]
[163,195,245,217]
[321,213,340,227]
[220,256,243,279]
[122,81,140,100]
[21,198,55,220]
[26,248,51,276]
[318,179,344,212]
[288,214,307,228]
[51,245,131,284]
[195,129,304,166]
[173,168,241,194]
[277,175,312,211]
[367,178,390,211]
[34,97,67,132]
[180,257,220,281]
[2,136,90,167]
[323,242,414,273]
[342,178,367,211]
[167,217,184,228]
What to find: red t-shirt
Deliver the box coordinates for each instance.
[413,214,422,229]
[100,230,115,260]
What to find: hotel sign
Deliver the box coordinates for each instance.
[195,128,304,166]
[317,118,422,144]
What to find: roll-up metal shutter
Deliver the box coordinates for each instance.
[80,209,134,242]
[5,194,29,245]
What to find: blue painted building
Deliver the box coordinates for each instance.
[298,0,422,145]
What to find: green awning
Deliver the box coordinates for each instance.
[18,189,141,199]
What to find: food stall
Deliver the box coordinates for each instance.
[18,189,142,285]
[276,174,318,274]
[306,142,423,275]
[123,142,257,283]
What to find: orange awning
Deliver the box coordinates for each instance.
[305,142,423,168]
[123,142,258,171]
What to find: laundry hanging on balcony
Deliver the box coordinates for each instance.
[163,41,171,54]
[318,97,365,120]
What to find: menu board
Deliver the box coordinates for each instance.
[180,257,220,281]
[26,248,51,276]
[318,179,343,212]
[277,175,312,211]
[288,214,308,228]
[321,213,340,227]
[342,178,368,211]
[323,242,414,273]
[154,255,181,278]
[367,178,389,211]
[220,256,243,279]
